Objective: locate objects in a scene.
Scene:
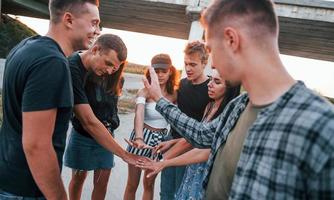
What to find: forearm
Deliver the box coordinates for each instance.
[164,148,210,167]
[74,105,127,158]
[24,144,66,200]
[156,98,216,148]
[163,139,193,160]
[134,111,144,138]
[83,121,127,158]
[133,102,145,138]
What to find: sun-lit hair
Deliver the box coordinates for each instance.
[184,40,209,64]
[49,0,99,23]
[201,0,278,38]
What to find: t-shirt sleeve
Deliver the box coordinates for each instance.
[22,58,73,112]
[70,61,89,105]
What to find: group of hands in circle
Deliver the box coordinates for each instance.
[124,137,175,178]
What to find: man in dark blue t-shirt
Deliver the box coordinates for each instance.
[0,0,100,199]
[64,34,140,200]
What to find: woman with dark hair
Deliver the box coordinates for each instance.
[138,69,241,199]
[63,34,128,200]
[124,53,179,200]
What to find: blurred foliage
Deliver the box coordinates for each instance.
[0,14,37,58]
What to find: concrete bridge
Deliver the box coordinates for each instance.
[1,0,334,62]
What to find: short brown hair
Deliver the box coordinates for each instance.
[201,0,278,37]
[49,0,99,23]
[95,34,127,63]
[94,34,127,96]
[184,41,209,64]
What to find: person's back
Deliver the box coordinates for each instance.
[0,0,100,198]
[0,35,72,197]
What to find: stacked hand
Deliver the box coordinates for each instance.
[152,140,174,155]
[122,152,145,166]
[136,157,166,178]
[124,138,154,150]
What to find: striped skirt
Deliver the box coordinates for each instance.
[126,127,167,159]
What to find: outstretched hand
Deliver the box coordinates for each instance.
[136,157,166,178]
[142,67,163,101]
[152,140,174,156]
[124,138,154,150]
[122,152,143,166]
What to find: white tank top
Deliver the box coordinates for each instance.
[144,102,168,129]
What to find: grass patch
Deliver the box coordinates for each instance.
[124,62,147,75]
[118,89,138,114]
[126,89,139,95]
[118,98,135,114]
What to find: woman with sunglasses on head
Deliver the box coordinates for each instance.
[124,54,179,200]
[137,69,241,200]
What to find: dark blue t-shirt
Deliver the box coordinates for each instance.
[69,53,120,138]
[0,36,73,197]
[171,78,210,138]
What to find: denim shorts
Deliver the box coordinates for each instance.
[0,189,45,200]
[63,129,115,170]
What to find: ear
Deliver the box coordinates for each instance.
[223,27,240,52]
[91,45,100,55]
[63,12,74,29]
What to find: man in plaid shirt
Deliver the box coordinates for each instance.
[141,0,334,199]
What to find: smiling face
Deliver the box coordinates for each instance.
[70,2,101,51]
[90,48,123,76]
[207,69,226,100]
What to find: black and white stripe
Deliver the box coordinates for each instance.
[127,127,166,158]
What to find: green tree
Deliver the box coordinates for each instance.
[0,14,37,58]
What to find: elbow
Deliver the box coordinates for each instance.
[79,116,99,134]
[23,139,49,158]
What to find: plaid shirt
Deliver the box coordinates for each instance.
[156,81,334,199]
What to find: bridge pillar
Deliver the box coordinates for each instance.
[186,5,203,41]
[183,5,212,77]
[188,21,203,41]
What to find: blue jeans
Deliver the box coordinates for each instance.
[0,190,45,200]
[160,166,186,200]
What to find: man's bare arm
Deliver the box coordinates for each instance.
[74,104,137,164]
[23,109,67,200]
